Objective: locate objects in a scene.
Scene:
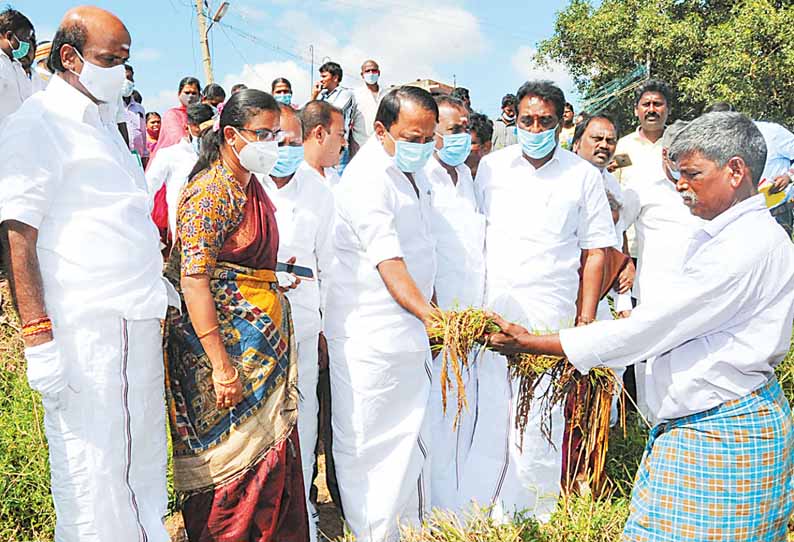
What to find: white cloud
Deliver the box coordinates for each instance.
[234,4,268,22]
[219,61,313,104]
[144,89,178,116]
[511,45,579,107]
[135,48,163,62]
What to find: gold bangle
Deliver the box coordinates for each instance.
[196,325,220,340]
[212,367,239,386]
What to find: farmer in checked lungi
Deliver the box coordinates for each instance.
[485,111,794,541]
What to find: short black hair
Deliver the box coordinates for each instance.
[186,103,214,126]
[300,100,342,141]
[634,79,672,107]
[704,101,735,113]
[469,111,493,144]
[501,93,516,108]
[0,8,33,36]
[231,83,248,94]
[125,64,134,76]
[319,61,343,82]
[564,102,574,111]
[434,95,467,112]
[145,111,160,122]
[375,85,439,131]
[49,21,86,73]
[202,83,226,102]
[179,76,201,93]
[451,87,470,103]
[271,77,292,92]
[131,89,143,104]
[516,80,566,120]
[571,113,619,146]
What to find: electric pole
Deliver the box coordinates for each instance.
[196,0,213,83]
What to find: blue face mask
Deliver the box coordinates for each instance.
[190,135,200,155]
[11,34,30,60]
[274,93,292,106]
[437,132,472,167]
[386,132,435,173]
[517,125,558,159]
[270,145,304,177]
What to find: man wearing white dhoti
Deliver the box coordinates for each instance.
[423,94,486,512]
[461,81,615,521]
[324,86,439,542]
[0,7,175,541]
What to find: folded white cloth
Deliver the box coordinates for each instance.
[25,339,67,396]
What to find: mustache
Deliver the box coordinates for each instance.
[680,189,698,204]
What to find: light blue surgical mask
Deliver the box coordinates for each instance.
[190,135,200,155]
[517,125,558,159]
[437,132,472,167]
[270,145,304,177]
[386,132,435,173]
[363,72,379,85]
[274,93,292,106]
[11,34,30,60]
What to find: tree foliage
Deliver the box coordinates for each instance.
[537,0,794,132]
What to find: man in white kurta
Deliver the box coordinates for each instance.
[263,111,335,541]
[325,86,439,542]
[0,10,174,540]
[0,8,33,121]
[423,96,486,512]
[462,82,615,521]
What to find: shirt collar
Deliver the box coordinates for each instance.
[701,194,766,239]
[510,143,562,172]
[46,74,101,125]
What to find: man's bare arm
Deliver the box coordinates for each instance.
[377,258,434,326]
[578,247,605,325]
[3,221,51,346]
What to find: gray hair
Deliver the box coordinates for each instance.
[661,120,689,149]
[668,112,767,187]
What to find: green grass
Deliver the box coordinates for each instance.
[0,276,792,542]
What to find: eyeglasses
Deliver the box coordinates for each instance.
[238,127,285,143]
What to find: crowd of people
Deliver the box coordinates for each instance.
[1,4,794,542]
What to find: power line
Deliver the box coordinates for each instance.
[216,20,315,67]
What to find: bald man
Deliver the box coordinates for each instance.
[352,59,385,148]
[0,7,172,541]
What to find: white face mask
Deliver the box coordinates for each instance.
[70,49,126,103]
[121,79,135,98]
[230,128,279,175]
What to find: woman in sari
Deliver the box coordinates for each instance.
[164,89,309,541]
[145,111,161,156]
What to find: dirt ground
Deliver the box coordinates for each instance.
[165,450,344,541]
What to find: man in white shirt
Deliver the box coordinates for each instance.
[325,86,439,542]
[487,111,794,542]
[613,80,672,256]
[145,103,214,237]
[0,7,175,541]
[300,100,346,189]
[352,59,385,148]
[122,63,147,164]
[263,105,335,542]
[423,95,486,511]
[0,8,34,121]
[462,81,615,521]
[621,121,705,423]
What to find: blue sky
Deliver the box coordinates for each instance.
[11,0,578,118]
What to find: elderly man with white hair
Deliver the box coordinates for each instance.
[486,111,794,542]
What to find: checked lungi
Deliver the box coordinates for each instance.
[623,378,793,542]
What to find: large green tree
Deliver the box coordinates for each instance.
[537,0,794,133]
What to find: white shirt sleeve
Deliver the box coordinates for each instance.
[560,261,754,372]
[315,188,336,311]
[340,176,403,267]
[620,183,641,229]
[144,150,171,196]
[577,168,617,249]
[770,122,794,163]
[0,119,61,229]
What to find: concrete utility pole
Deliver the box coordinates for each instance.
[196,0,213,83]
[195,1,230,84]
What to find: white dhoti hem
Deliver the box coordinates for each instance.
[296,336,320,542]
[430,350,479,512]
[459,350,563,522]
[329,338,432,542]
[44,317,168,542]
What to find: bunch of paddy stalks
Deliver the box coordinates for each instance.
[427,307,624,489]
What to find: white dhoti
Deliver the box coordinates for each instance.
[429,351,479,512]
[329,338,432,542]
[44,317,168,542]
[459,350,563,521]
[296,336,320,542]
